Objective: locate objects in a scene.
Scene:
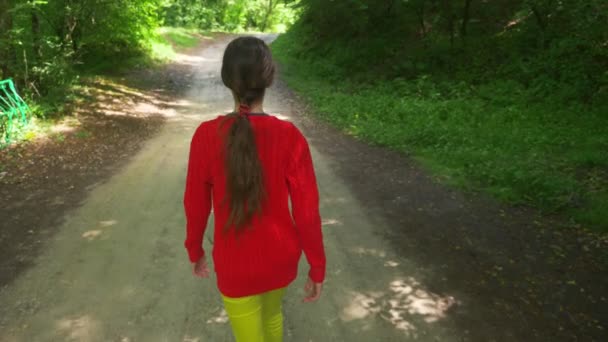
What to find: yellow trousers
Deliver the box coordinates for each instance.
[221,287,287,342]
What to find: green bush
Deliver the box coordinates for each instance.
[272,24,608,231]
[161,0,300,33]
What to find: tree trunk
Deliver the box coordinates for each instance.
[530,4,547,30]
[385,0,396,16]
[530,3,547,48]
[62,14,80,56]
[416,2,426,38]
[449,18,455,49]
[460,0,472,40]
[31,9,42,60]
[72,23,81,54]
[58,0,78,54]
[444,0,455,49]
[260,0,274,32]
[0,0,14,78]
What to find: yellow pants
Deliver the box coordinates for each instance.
[221,287,287,342]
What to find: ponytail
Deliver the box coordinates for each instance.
[222,103,266,232]
[220,37,275,232]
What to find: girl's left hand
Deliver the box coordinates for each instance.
[302,277,323,303]
[192,256,210,278]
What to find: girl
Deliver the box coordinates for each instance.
[184,36,326,342]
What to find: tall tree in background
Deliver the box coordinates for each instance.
[0,0,15,78]
[30,3,42,60]
[260,0,278,32]
[460,0,472,42]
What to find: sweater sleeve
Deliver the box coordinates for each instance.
[286,124,326,283]
[184,126,213,263]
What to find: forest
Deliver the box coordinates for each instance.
[1,0,607,229]
[0,0,296,116]
[1,2,607,341]
[271,0,608,230]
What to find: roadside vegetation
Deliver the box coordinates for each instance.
[272,0,608,230]
[0,0,298,145]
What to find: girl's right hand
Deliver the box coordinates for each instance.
[303,277,323,303]
[192,256,210,278]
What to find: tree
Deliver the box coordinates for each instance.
[460,0,472,41]
[260,0,279,32]
[0,0,15,78]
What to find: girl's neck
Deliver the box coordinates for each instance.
[235,102,264,114]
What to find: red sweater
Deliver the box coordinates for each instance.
[184,114,326,297]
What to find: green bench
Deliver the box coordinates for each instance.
[0,78,29,144]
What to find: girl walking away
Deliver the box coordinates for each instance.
[183,36,326,341]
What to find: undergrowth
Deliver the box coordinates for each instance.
[272,28,608,231]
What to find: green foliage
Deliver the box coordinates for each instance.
[160,0,300,32]
[273,1,608,231]
[149,31,179,61]
[0,0,163,121]
[160,27,201,48]
[148,27,209,61]
[273,21,608,231]
[0,0,299,142]
[293,0,607,104]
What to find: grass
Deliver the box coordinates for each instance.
[151,27,211,61]
[271,30,608,232]
[158,27,204,48]
[149,33,178,61]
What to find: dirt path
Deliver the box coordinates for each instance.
[0,35,606,341]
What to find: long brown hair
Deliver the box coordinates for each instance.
[220,37,275,231]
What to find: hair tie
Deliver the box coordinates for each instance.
[238,104,251,118]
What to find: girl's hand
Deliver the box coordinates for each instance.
[192,256,210,278]
[303,277,323,303]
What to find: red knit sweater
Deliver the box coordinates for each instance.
[184,114,326,298]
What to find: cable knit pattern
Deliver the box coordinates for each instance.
[184,114,326,298]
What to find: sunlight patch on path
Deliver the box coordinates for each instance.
[206,308,229,324]
[340,277,457,337]
[56,314,100,341]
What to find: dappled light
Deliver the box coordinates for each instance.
[71,78,203,121]
[56,315,99,341]
[74,83,157,117]
[82,230,103,241]
[172,99,199,108]
[351,246,387,258]
[50,123,78,134]
[206,308,229,324]
[99,220,117,227]
[341,277,457,336]
[322,218,342,226]
[82,220,117,241]
[384,260,399,267]
[389,279,456,323]
[133,102,162,115]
